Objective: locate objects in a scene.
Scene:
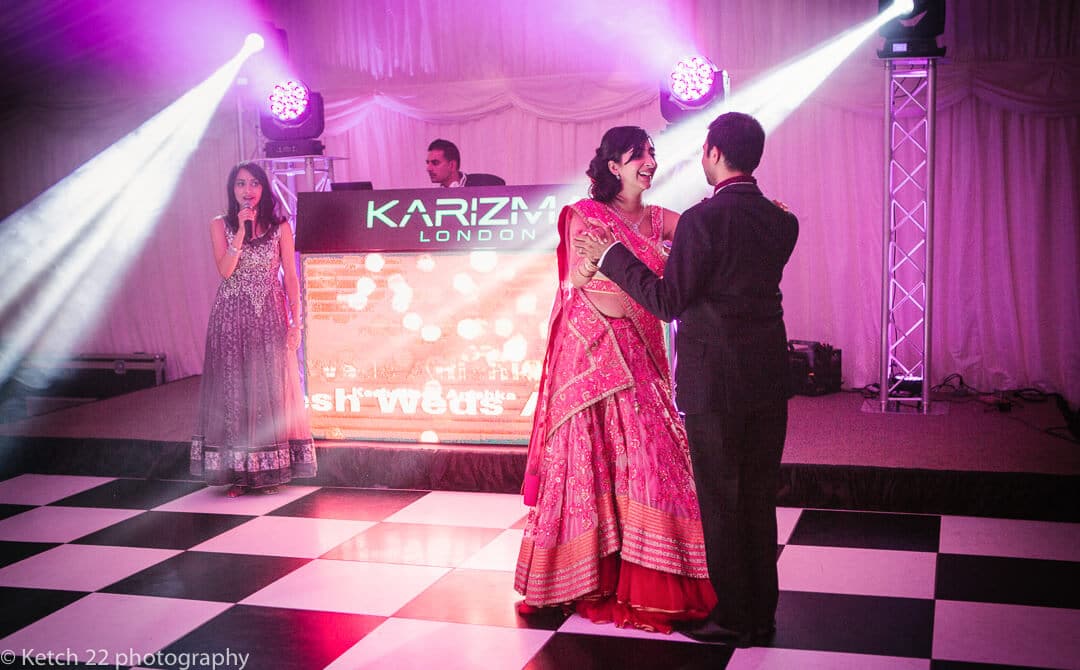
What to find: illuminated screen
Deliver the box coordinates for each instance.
[302,251,557,444]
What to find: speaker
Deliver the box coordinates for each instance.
[788,340,842,396]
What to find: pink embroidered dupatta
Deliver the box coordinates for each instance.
[522,199,672,505]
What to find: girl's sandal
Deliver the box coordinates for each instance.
[226,485,247,498]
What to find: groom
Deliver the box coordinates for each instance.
[573,112,798,645]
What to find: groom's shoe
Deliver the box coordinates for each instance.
[749,621,777,646]
[675,619,752,647]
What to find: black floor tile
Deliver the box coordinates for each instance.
[72,511,252,550]
[396,567,568,630]
[772,590,935,657]
[268,487,429,521]
[0,540,58,568]
[2,475,1073,669]
[786,509,941,551]
[0,587,86,637]
[322,521,502,566]
[935,553,1080,609]
[148,605,384,670]
[0,503,34,520]
[526,632,734,670]
[50,478,205,509]
[101,551,311,602]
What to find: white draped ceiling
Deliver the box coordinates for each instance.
[0,0,1077,405]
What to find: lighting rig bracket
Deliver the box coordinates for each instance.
[877,0,947,59]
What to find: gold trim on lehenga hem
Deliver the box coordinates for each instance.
[515,494,709,607]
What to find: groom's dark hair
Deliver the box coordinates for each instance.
[706,112,765,174]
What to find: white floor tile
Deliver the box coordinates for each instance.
[0,472,1075,670]
[558,612,690,641]
[324,618,553,670]
[938,515,1080,562]
[190,515,374,558]
[458,529,524,571]
[727,647,930,670]
[776,507,803,544]
[777,545,937,599]
[0,506,142,543]
[0,474,115,505]
[933,599,1080,669]
[384,491,529,528]
[0,544,179,591]
[152,484,319,516]
[241,559,449,616]
[0,593,230,665]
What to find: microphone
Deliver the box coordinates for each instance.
[241,200,254,239]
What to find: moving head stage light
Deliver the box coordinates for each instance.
[661,55,730,124]
[261,79,326,158]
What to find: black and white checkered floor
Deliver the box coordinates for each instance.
[0,474,1077,669]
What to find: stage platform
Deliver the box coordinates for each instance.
[1,376,1077,522]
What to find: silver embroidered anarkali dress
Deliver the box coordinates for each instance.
[190,223,316,488]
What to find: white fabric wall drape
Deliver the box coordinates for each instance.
[1,0,1077,404]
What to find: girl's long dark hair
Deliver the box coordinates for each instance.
[223,161,283,238]
[586,126,652,203]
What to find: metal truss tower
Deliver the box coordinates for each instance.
[878,58,940,414]
[256,155,343,224]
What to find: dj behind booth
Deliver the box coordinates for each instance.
[295,181,570,445]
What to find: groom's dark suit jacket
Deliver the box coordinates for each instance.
[600,181,799,414]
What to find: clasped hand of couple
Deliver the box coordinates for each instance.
[572,218,615,266]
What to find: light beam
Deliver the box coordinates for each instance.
[0,40,261,386]
[649,5,911,211]
[243,33,266,55]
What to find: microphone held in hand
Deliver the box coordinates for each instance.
[241,201,255,240]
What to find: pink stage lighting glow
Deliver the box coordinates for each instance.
[669,55,720,104]
[267,80,310,122]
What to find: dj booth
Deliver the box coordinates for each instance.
[296,184,572,444]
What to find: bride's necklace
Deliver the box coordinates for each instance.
[607,203,648,231]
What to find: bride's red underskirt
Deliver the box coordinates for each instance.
[517,553,717,634]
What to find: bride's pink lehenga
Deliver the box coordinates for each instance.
[514,200,716,632]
